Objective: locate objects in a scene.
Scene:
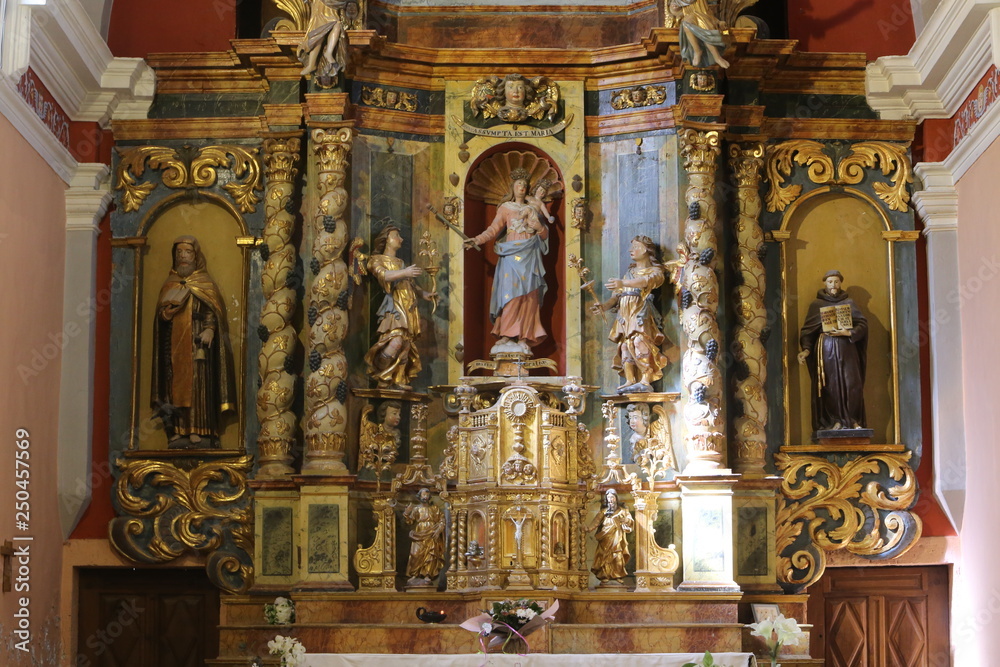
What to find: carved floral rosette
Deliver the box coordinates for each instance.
[303,127,353,474]
[109,455,255,593]
[775,449,922,592]
[257,137,302,477]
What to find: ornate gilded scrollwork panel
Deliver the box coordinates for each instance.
[764,140,912,214]
[774,449,921,592]
[115,145,263,213]
[109,455,255,593]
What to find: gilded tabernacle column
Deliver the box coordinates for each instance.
[728,142,768,475]
[678,128,726,473]
[303,127,353,474]
[257,136,302,478]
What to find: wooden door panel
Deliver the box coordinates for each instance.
[826,598,868,667]
[77,569,219,667]
[808,565,950,667]
[885,597,928,667]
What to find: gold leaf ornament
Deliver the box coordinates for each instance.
[774,451,921,590]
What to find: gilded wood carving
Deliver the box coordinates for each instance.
[303,127,353,474]
[109,455,254,593]
[115,145,262,213]
[257,137,302,478]
[679,128,725,472]
[774,450,922,591]
[765,140,913,213]
[729,142,768,473]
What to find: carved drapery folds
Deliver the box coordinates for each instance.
[765,140,913,213]
[115,145,262,213]
[679,129,725,472]
[774,449,922,592]
[257,137,302,478]
[109,456,255,593]
[303,127,353,474]
[728,142,767,474]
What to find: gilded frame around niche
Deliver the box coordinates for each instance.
[776,187,902,445]
[124,191,253,452]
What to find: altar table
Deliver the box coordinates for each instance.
[304,654,757,666]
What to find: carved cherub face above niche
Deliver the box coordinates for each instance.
[469,74,560,124]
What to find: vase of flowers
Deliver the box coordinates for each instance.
[264,597,295,625]
[749,613,807,667]
[267,634,305,667]
[460,598,559,654]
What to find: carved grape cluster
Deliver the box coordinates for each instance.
[310,257,321,276]
[309,349,322,372]
[308,304,319,326]
[323,215,337,233]
[257,324,270,342]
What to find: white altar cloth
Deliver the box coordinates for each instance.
[304,653,757,666]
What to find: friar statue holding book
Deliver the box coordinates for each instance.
[797,270,868,435]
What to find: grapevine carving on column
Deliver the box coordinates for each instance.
[257,137,302,477]
[728,142,768,474]
[679,129,725,473]
[303,127,353,474]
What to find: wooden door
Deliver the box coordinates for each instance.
[77,568,220,667]
[808,565,950,667]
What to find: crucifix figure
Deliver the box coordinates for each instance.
[508,507,531,567]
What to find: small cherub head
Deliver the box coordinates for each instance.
[377,400,402,428]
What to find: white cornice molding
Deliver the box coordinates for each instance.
[65,163,111,232]
[944,75,1000,179]
[913,162,959,232]
[29,0,154,125]
[867,2,1000,120]
[0,74,74,182]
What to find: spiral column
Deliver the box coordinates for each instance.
[303,127,353,474]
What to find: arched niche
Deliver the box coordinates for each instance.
[781,191,896,444]
[468,511,487,557]
[134,196,249,450]
[463,143,565,371]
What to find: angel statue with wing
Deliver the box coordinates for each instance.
[626,403,678,480]
[354,225,437,390]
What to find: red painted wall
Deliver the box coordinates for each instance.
[107,0,237,58]
[787,0,916,59]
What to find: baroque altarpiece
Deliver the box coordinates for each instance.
[103,0,924,660]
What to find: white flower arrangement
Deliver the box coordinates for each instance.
[748,614,807,667]
[264,597,296,625]
[267,634,306,667]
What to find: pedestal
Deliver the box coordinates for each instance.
[676,474,740,592]
[296,479,356,591]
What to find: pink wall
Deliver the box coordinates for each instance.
[954,136,1000,661]
[0,116,67,663]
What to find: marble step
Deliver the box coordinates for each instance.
[218,620,749,659]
